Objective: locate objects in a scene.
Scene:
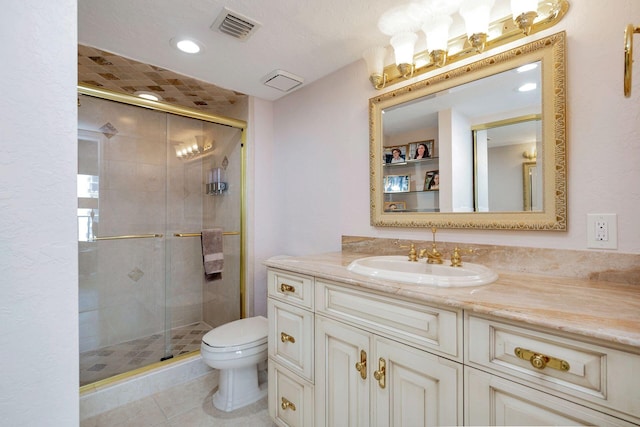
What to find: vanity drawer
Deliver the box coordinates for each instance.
[268,269,314,310]
[268,299,314,381]
[465,366,638,427]
[315,279,462,360]
[268,362,314,427]
[466,314,640,422]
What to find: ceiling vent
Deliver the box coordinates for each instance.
[211,7,261,41]
[262,70,304,92]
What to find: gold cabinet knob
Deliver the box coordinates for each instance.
[281,397,296,411]
[280,332,295,344]
[530,353,547,370]
[280,283,295,293]
[373,358,386,389]
[354,350,367,379]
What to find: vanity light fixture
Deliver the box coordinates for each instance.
[362,0,569,90]
[362,46,388,89]
[170,37,204,54]
[459,0,495,53]
[424,14,453,68]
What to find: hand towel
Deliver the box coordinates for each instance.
[201,228,223,280]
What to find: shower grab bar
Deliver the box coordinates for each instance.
[94,233,163,241]
[174,232,240,237]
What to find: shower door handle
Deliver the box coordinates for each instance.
[94,233,163,241]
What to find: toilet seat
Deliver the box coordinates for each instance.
[202,316,268,353]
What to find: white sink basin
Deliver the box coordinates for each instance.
[347,255,498,287]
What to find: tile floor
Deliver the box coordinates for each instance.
[80,322,212,386]
[80,370,275,426]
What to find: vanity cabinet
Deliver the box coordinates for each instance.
[314,279,463,426]
[267,269,315,427]
[465,367,638,426]
[267,264,640,427]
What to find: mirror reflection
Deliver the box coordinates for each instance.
[370,32,567,230]
[382,61,541,214]
[473,116,542,212]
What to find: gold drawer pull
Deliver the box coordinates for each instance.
[280,332,295,344]
[280,283,295,293]
[373,357,386,389]
[515,347,570,372]
[281,397,296,411]
[355,350,367,380]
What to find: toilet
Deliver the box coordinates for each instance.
[200,315,268,412]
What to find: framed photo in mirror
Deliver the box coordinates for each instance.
[384,201,407,212]
[384,175,410,193]
[383,145,408,164]
[408,139,434,160]
[424,170,439,191]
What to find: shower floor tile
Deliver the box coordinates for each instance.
[80,321,212,386]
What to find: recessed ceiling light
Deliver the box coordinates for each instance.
[518,83,537,92]
[170,37,204,54]
[134,91,162,101]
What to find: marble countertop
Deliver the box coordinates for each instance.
[265,251,640,349]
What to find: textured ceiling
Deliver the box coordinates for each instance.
[78,44,247,116]
[77,0,517,102]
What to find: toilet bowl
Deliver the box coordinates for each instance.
[200,316,268,412]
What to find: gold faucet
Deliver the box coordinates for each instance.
[425,227,443,264]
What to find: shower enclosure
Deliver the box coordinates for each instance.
[77,87,246,387]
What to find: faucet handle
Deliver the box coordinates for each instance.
[407,244,418,262]
[450,246,475,267]
[450,247,463,267]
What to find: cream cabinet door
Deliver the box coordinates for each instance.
[373,336,462,427]
[315,315,371,427]
[465,367,637,427]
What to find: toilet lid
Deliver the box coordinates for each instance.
[202,316,268,348]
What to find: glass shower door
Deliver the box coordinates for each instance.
[164,114,243,357]
[77,89,245,387]
[78,95,170,386]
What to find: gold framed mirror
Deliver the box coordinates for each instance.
[369,32,566,230]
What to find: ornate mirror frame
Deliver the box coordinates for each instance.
[369,32,566,230]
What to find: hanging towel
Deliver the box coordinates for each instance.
[201,228,224,280]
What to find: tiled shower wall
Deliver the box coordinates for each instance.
[78,95,243,354]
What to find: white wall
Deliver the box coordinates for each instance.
[262,0,640,261]
[248,97,278,316]
[0,1,79,426]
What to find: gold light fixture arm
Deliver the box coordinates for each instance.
[624,24,640,97]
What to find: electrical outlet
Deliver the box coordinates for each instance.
[587,214,617,249]
[595,220,608,241]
